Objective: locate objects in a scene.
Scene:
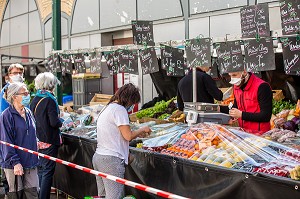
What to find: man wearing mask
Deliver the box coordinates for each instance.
[0,63,24,113]
[220,69,273,135]
[177,65,223,111]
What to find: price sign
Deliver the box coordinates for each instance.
[217,41,244,74]
[161,45,184,77]
[139,47,159,75]
[132,21,155,46]
[240,3,270,38]
[185,38,211,68]
[244,37,275,72]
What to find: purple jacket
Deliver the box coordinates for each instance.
[0,105,38,169]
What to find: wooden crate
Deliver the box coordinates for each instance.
[90,93,112,106]
[273,90,284,101]
[72,73,101,79]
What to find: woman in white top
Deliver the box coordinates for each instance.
[92,83,151,199]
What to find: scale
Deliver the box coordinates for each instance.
[184,102,231,126]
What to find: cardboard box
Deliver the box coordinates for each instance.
[72,73,101,79]
[273,90,284,101]
[90,94,112,106]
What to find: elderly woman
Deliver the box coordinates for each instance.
[30,72,62,199]
[0,82,38,198]
[93,83,151,199]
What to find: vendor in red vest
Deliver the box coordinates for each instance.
[221,69,273,135]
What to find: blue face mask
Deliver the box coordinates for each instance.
[21,95,30,106]
[126,105,135,112]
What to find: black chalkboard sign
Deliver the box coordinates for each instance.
[53,53,61,72]
[281,37,300,75]
[185,38,211,68]
[89,52,102,74]
[132,21,155,46]
[60,54,72,74]
[119,50,139,75]
[217,41,244,74]
[210,58,219,79]
[244,37,275,72]
[139,47,159,75]
[105,51,120,74]
[46,55,53,72]
[161,45,184,77]
[240,3,270,38]
[29,65,37,77]
[280,0,300,35]
[74,53,86,73]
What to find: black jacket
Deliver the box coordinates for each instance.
[177,69,223,111]
[30,96,62,146]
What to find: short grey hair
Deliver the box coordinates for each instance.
[34,72,61,91]
[4,82,27,104]
[8,63,24,74]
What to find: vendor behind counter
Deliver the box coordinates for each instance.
[220,69,273,135]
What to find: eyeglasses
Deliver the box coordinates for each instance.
[15,92,30,96]
[10,72,23,75]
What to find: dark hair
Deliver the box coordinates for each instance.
[108,83,140,107]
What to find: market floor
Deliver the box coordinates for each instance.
[0,187,68,199]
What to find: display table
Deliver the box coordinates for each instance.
[53,133,300,199]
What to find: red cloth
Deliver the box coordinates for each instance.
[233,74,271,134]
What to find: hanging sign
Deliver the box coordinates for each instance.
[240,3,270,38]
[45,55,53,72]
[244,37,275,72]
[217,41,244,74]
[139,47,159,75]
[280,0,300,35]
[185,38,211,68]
[53,53,61,72]
[60,54,72,74]
[74,53,86,73]
[90,52,102,74]
[132,21,155,46]
[161,45,184,77]
[105,51,120,74]
[119,50,139,75]
[281,37,300,75]
[29,65,37,77]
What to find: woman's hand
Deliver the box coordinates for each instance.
[138,126,152,138]
[14,163,24,176]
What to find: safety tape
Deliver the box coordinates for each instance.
[0,140,189,199]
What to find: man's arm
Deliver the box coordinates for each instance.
[242,83,273,122]
[203,75,223,101]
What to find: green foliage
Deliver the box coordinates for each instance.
[136,97,176,119]
[272,100,296,115]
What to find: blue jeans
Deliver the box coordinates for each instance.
[38,145,58,199]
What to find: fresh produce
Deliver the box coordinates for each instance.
[136,98,176,119]
[282,120,296,131]
[168,110,186,123]
[263,128,297,143]
[272,100,296,115]
[290,165,300,180]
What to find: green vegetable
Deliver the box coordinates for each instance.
[158,113,170,120]
[272,100,296,115]
[136,98,176,119]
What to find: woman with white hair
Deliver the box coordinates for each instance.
[0,82,39,198]
[30,72,62,199]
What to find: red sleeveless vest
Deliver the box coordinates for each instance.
[233,74,271,135]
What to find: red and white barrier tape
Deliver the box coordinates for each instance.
[0,140,189,199]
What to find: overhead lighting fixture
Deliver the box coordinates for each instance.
[276,42,283,53]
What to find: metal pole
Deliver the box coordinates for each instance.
[52,0,62,105]
[192,67,197,102]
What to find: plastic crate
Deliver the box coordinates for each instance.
[73,93,95,108]
[72,78,101,94]
[63,95,73,104]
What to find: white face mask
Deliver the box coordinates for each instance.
[10,74,24,83]
[229,77,242,86]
